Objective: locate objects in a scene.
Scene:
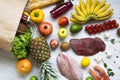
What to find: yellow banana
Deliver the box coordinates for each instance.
[86,15,97,20]
[75,5,86,18]
[95,4,111,15]
[70,18,86,24]
[96,13,113,20]
[79,0,87,16]
[86,0,92,15]
[72,13,86,22]
[90,0,98,14]
[93,0,106,13]
[97,9,113,18]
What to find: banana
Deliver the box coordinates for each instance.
[97,9,113,18]
[96,13,113,20]
[86,0,92,15]
[70,18,86,24]
[95,4,111,15]
[90,0,98,14]
[75,5,86,18]
[70,0,113,24]
[93,0,106,14]
[72,13,86,22]
[86,15,97,20]
[79,0,87,16]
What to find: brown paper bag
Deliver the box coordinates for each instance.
[0,0,28,51]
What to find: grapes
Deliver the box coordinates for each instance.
[85,20,119,34]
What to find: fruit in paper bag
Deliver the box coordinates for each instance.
[70,0,113,24]
[29,37,51,63]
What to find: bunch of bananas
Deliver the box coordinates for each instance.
[70,0,113,24]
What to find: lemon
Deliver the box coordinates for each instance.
[81,57,90,67]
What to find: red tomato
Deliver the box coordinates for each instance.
[58,16,69,27]
[39,22,53,36]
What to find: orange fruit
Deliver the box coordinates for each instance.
[17,58,32,74]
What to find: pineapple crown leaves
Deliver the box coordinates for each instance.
[39,61,59,80]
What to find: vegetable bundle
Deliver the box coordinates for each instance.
[12,28,32,60]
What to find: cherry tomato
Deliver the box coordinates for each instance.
[85,26,90,31]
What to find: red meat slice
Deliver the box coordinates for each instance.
[70,37,106,56]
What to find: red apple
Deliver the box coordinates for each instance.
[50,39,59,49]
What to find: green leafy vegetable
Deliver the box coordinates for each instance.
[104,63,107,68]
[12,27,32,60]
[102,59,115,77]
[108,71,114,76]
[110,39,115,44]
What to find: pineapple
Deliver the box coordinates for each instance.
[29,37,51,63]
[40,61,58,80]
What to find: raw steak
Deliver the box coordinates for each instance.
[70,37,106,56]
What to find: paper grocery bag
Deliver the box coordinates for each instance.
[0,0,28,51]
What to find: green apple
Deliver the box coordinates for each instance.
[58,28,68,39]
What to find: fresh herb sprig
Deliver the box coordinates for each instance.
[110,39,115,44]
[102,59,115,77]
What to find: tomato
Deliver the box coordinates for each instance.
[17,58,32,74]
[58,16,69,27]
[39,22,53,36]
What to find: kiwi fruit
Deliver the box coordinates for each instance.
[117,28,120,36]
[60,42,70,51]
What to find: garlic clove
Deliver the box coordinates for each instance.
[103,33,109,39]
[105,51,112,58]
[94,57,102,63]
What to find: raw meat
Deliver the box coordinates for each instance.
[70,37,106,56]
[57,52,83,80]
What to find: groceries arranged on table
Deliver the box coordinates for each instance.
[10,0,120,80]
